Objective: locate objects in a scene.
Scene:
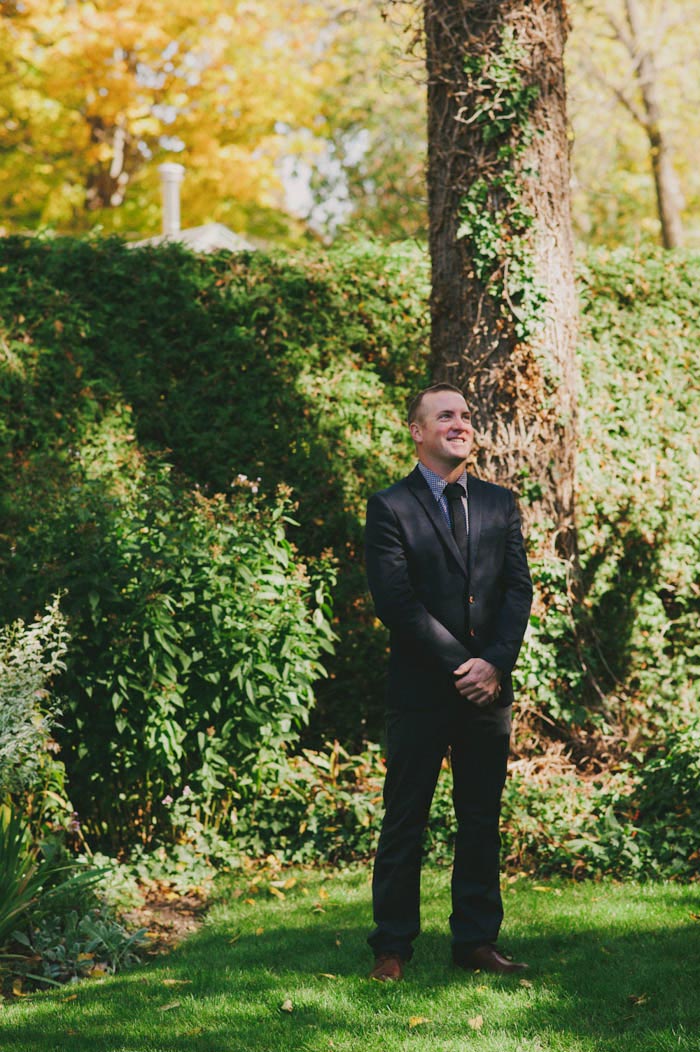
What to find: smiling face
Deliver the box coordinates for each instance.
[409,389,474,478]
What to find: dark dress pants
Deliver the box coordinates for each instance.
[368,702,510,961]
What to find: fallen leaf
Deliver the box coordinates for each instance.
[519,978,533,988]
[312,904,326,913]
[12,979,27,997]
[319,973,337,980]
[76,952,94,961]
[244,898,255,906]
[229,932,241,945]
[255,927,264,936]
[269,886,285,900]
[318,887,329,900]
[280,998,294,1013]
[162,979,192,987]
[468,1015,484,1031]
[628,994,648,1006]
[283,877,297,889]
[62,994,78,1002]
[158,1001,182,1012]
[689,912,700,921]
[335,934,342,947]
[409,1016,431,1029]
[533,886,551,893]
[475,984,488,992]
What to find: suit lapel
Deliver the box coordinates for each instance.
[407,467,469,578]
[466,474,483,581]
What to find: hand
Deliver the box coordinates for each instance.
[453,658,502,707]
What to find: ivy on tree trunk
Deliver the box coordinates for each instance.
[425,0,578,564]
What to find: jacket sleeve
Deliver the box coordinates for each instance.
[479,491,533,674]
[364,491,473,675]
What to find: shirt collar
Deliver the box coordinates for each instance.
[418,462,468,501]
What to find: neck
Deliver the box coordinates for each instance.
[418,454,466,483]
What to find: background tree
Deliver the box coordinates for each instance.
[302,1,428,240]
[424,0,578,562]
[567,0,700,248]
[3,1,700,247]
[0,0,349,240]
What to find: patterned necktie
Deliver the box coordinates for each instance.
[443,481,468,561]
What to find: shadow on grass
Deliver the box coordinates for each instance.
[2,884,700,1052]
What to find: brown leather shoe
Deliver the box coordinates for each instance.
[454,944,528,975]
[369,953,405,981]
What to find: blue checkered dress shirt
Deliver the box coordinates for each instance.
[418,462,469,536]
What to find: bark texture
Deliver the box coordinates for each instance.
[425,0,578,562]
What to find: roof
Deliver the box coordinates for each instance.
[129,222,255,253]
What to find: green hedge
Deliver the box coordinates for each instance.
[2,235,700,866]
[0,236,429,747]
[575,248,700,732]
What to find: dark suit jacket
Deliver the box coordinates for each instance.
[365,466,532,730]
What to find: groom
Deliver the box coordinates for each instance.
[364,383,533,979]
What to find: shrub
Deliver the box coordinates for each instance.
[216,730,700,882]
[0,598,68,797]
[2,428,335,849]
[230,741,386,864]
[0,808,99,958]
[628,719,700,877]
[13,908,148,987]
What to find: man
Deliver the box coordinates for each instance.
[365,383,533,980]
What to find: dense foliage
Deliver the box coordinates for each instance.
[0,235,429,749]
[574,248,700,736]
[173,719,700,881]
[3,451,334,849]
[1,236,699,875]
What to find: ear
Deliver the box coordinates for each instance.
[409,420,422,443]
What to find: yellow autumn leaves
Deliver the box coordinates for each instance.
[0,0,364,235]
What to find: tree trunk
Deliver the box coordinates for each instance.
[622,0,684,249]
[425,0,578,563]
[85,120,136,211]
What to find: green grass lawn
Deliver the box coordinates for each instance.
[2,866,700,1052]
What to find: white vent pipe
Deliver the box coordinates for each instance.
[158,162,185,237]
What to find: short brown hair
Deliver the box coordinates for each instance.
[407,383,466,425]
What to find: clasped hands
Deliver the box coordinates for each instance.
[453,657,502,707]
